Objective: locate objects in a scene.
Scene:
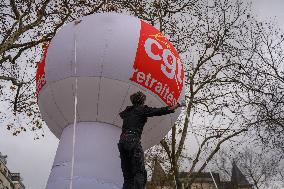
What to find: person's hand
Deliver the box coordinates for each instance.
[169,103,180,110]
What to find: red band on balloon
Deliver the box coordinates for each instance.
[36,43,48,99]
[130,21,184,106]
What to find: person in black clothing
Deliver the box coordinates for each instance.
[118,91,180,189]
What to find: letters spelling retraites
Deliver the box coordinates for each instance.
[133,69,178,106]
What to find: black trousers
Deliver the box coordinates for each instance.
[118,135,147,189]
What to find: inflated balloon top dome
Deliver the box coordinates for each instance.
[36,13,185,149]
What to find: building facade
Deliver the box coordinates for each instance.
[0,152,25,189]
[147,160,252,189]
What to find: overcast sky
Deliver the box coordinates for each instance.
[0,1,284,189]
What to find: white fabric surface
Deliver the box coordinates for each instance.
[46,122,122,189]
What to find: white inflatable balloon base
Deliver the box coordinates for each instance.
[46,122,123,189]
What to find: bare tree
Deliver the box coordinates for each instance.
[213,148,283,189]
[231,20,284,155]
[155,1,284,188]
[152,0,257,188]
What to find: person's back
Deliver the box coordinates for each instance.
[120,104,176,138]
[118,91,180,189]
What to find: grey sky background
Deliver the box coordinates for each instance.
[0,1,284,189]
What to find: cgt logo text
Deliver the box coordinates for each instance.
[130,21,184,106]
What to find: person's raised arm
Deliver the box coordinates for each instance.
[142,103,180,117]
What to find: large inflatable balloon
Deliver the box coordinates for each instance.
[36,13,185,189]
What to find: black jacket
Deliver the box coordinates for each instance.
[119,105,174,138]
